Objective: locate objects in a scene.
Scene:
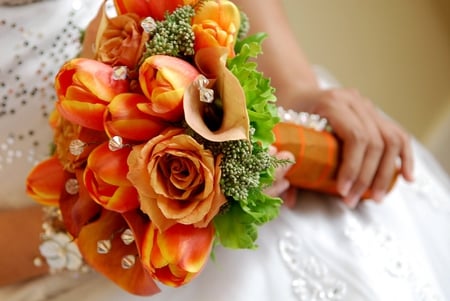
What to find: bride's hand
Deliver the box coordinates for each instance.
[295,87,415,208]
[264,147,297,207]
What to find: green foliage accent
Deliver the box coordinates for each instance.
[143,6,195,58]
[199,34,283,249]
[213,201,259,249]
[237,10,250,40]
[228,33,280,147]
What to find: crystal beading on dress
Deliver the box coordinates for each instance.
[0,0,102,209]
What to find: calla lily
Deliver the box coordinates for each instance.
[104,93,169,142]
[184,47,249,142]
[192,0,240,57]
[141,222,214,287]
[138,55,200,122]
[26,156,65,206]
[55,58,129,131]
[77,209,160,296]
[113,0,197,20]
[84,142,140,212]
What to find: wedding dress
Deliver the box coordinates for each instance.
[1,1,449,300]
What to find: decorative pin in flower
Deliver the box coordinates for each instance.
[26,0,284,296]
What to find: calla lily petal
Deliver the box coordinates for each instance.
[77,209,160,296]
[184,47,249,142]
[59,169,102,238]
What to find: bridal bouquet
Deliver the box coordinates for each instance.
[26,0,282,296]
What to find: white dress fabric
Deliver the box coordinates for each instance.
[1,1,449,301]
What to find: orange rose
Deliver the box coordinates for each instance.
[55,58,129,131]
[141,222,214,287]
[192,0,241,57]
[96,13,149,69]
[138,55,199,122]
[127,127,226,231]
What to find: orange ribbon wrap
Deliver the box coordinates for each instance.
[273,122,397,199]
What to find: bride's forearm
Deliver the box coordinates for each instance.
[233,0,319,109]
[0,205,48,286]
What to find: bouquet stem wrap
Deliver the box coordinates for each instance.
[273,122,398,199]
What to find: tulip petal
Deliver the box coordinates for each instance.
[157,223,214,272]
[139,55,199,122]
[140,222,214,287]
[105,93,169,141]
[84,143,140,212]
[26,156,65,206]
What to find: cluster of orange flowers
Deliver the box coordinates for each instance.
[26,0,251,296]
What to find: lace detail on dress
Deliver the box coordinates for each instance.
[344,219,442,301]
[278,232,347,300]
[410,175,450,214]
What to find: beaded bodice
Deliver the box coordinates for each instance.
[0,0,102,208]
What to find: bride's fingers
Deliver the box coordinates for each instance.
[398,130,414,182]
[340,96,384,206]
[319,94,369,201]
[264,148,295,198]
[282,187,298,208]
[371,120,413,199]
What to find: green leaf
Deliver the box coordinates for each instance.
[213,202,259,249]
[240,189,282,225]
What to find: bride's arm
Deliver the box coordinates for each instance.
[0,206,48,286]
[234,0,414,207]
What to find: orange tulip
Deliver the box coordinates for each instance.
[113,0,197,20]
[141,222,214,287]
[55,58,129,131]
[192,0,241,57]
[138,55,199,122]
[104,93,169,142]
[84,142,140,213]
[26,156,65,206]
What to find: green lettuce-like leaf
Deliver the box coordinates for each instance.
[210,33,283,250]
[213,202,259,249]
[228,33,280,147]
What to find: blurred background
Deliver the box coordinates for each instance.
[281,0,450,174]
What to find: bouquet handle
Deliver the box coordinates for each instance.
[273,122,398,199]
